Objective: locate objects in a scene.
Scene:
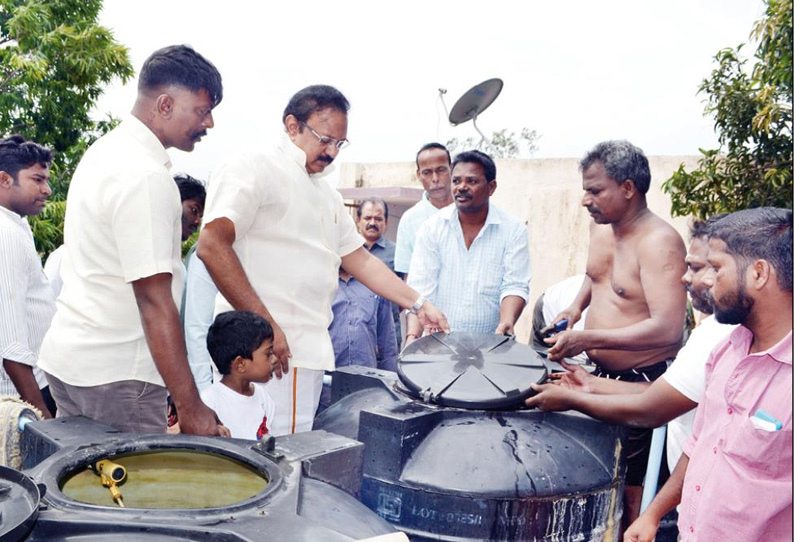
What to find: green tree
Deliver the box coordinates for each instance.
[663,0,792,218]
[446,127,541,159]
[1,0,133,256]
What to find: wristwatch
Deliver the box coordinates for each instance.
[409,295,427,314]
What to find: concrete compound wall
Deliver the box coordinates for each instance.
[338,155,700,343]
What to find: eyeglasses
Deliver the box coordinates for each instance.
[301,121,350,150]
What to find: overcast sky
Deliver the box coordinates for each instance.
[96,0,765,181]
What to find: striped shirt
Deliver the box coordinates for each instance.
[407,203,531,333]
[0,205,54,395]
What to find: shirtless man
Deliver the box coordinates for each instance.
[545,140,687,525]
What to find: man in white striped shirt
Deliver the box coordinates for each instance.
[0,135,56,417]
[405,150,531,340]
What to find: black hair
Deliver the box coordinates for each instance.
[415,142,451,168]
[282,85,349,124]
[173,173,206,206]
[0,135,53,180]
[452,150,497,181]
[580,140,651,194]
[689,213,727,240]
[356,197,389,220]
[206,311,274,375]
[709,207,792,293]
[138,45,223,108]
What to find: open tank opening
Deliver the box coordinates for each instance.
[59,449,268,509]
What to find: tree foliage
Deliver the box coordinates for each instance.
[1,0,133,256]
[447,127,541,159]
[663,0,792,218]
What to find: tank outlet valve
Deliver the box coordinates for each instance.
[92,459,127,507]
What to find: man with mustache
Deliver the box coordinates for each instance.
[0,135,57,418]
[395,142,454,281]
[356,197,401,346]
[38,45,226,437]
[543,140,687,525]
[525,215,735,482]
[199,85,448,436]
[405,150,530,339]
[626,207,792,542]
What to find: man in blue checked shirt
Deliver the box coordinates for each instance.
[405,150,531,341]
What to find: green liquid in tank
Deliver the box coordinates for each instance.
[60,449,268,509]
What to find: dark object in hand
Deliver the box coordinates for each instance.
[542,319,569,338]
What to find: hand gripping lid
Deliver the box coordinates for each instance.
[397,332,548,409]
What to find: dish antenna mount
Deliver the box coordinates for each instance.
[439,78,504,148]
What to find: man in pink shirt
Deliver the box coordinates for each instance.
[626,207,792,542]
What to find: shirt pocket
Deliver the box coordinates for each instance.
[722,416,791,478]
[477,261,503,298]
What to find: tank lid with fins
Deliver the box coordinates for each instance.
[397,332,548,409]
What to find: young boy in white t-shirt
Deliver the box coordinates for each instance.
[200,311,277,440]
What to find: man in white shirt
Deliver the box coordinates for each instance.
[406,150,531,339]
[394,143,454,280]
[0,135,56,417]
[198,85,449,436]
[526,215,735,473]
[38,45,226,436]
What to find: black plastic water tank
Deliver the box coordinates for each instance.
[14,416,405,541]
[315,332,627,541]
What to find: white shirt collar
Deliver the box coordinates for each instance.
[278,133,336,179]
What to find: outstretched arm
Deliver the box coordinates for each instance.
[342,248,449,335]
[525,375,696,428]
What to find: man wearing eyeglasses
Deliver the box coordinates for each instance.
[394,143,454,281]
[199,85,449,436]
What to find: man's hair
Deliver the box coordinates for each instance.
[689,213,727,240]
[709,207,792,292]
[356,197,389,220]
[452,150,497,182]
[138,45,223,108]
[282,85,350,124]
[415,142,451,168]
[173,173,206,206]
[580,140,651,194]
[206,311,274,375]
[0,135,53,180]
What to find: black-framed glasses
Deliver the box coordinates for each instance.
[301,121,350,150]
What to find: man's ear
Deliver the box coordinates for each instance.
[0,170,13,188]
[621,179,636,199]
[284,114,300,138]
[749,259,772,291]
[155,93,174,119]
[488,179,497,196]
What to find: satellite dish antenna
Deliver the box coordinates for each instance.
[442,78,504,148]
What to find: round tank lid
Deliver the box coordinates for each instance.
[397,332,548,409]
[0,465,40,542]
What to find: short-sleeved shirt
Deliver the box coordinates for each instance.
[407,203,531,333]
[679,326,792,541]
[394,195,447,274]
[38,116,183,387]
[661,315,735,470]
[0,206,54,393]
[200,381,275,440]
[202,136,363,372]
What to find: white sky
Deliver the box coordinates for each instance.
[96,0,766,181]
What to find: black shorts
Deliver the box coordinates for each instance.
[593,359,672,486]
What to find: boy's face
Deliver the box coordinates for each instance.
[243,339,276,383]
